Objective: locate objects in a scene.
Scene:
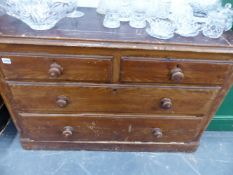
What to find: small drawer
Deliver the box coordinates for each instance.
[121,57,233,85]
[0,54,113,82]
[9,82,219,116]
[20,113,202,143]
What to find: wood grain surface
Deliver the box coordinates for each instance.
[9,82,220,116]
[121,57,233,85]
[20,113,202,143]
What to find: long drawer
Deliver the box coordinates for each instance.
[20,113,202,143]
[0,54,113,82]
[121,57,233,85]
[9,83,219,116]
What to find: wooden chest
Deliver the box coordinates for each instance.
[0,8,233,152]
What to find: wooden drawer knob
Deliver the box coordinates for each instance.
[152,128,163,138]
[56,96,69,108]
[49,63,63,78]
[62,126,73,138]
[171,67,184,82]
[160,98,172,110]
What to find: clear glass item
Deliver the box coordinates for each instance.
[202,10,226,38]
[97,0,107,15]
[146,18,176,40]
[118,0,132,22]
[0,0,78,30]
[188,0,222,17]
[171,1,200,37]
[222,3,233,31]
[66,0,84,18]
[146,0,160,18]
[103,0,120,28]
[156,0,172,19]
[129,0,147,28]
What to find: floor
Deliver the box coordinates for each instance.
[0,122,233,175]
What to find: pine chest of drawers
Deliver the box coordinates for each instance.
[0,8,233,152]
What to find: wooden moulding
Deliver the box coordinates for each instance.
[20,139,200,153]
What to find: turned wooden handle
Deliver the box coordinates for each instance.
[160,98,172,110]
[49,63,63,78]
[152,128,163,138]
[62,126,73,137]
[56,96,69,108]
[171,67,184,82]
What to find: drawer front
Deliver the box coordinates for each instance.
[20,114,202,143]
[10,83,219,116]
[121,57,232,85]
[0,54,112,82]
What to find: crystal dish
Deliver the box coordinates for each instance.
[0,0,80,30]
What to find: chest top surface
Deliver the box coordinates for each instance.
[0,8,232,53]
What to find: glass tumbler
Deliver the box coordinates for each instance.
[103,1,120,28]
[118,0,132,22]
[129,0,147,28]
[202,11,226,38]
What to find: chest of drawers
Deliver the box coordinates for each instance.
[0,8,233,152]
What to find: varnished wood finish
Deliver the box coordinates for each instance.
[21,139,199,152]
[0,54,113,82]
[9,82,219,116]
[121,57,233,85]
[20,114,202,143]
[0,7,233,152]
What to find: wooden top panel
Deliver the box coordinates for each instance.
[0,8,233,53]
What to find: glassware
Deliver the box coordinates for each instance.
[129,0,147,28]
[103,0,120,28]
[97,0,107,15]
[171,1,200,37]
[189,0,222,17]
[202,10,226,38]
[118,0,132,22]
[95,0,232,39]
[146,18,176,39]
[0,0,77,30]
[146,0,160,18]
[156,0,172,19]
[66,0,84,18]
[222,3,233,31]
